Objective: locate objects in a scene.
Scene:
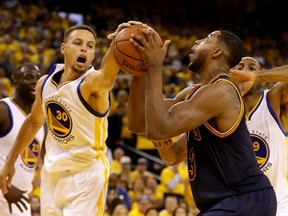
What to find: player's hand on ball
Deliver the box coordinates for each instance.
[130,28,171,71]
[107,21,147,41]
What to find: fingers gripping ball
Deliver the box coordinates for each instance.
[112,25,163,76]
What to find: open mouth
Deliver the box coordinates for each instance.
[77,56,86,64]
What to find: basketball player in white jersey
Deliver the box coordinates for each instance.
[0,63,45,216]
[0,21,144,216]
[231,57,288,216]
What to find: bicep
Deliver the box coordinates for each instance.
[165,89,221,137]
[0,102,10,133]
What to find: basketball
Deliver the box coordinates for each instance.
[112,25,163,76]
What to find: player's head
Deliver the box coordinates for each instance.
[13,63,41,102]
[234,56,263,96]
[235,56,262,71]
[188,30,243,73]
[61,25,97,74]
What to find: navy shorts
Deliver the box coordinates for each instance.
[198,187,277,216]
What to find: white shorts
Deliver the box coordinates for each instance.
[0,193,31,216]
[40,161,109,216]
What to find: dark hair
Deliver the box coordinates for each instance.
[63,24,97,43]
[109,198,125,215]
[12,63,39,81]
[218,30,243,68]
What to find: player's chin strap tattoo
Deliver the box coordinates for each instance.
[3,185,29,213]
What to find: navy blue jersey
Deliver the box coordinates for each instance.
[186,74,272,211]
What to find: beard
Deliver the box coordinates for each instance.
[19,90,35,103]
[188,51,205,73]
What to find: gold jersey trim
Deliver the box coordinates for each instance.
[204,77,244,137]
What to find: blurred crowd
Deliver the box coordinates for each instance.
[1,0,288,215]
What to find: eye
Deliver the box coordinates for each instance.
[249,67,257,71]
[236,65,244,70]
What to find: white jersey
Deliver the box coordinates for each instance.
[0,98,45,192]
[41,64,109,173]
[246,90,288,215]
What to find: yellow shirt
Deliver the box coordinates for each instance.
[130,170,154,182]
[159,209,171,216]
[110,160,122,174]
[157,165,185,195]
[128,208,145,216]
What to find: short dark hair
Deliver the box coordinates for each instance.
[12,63,39,81]
[63,24,97,43]
[218,30,243,68]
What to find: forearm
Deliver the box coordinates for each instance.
[256,65,288,83]
[100,45,119,89]
[6,115,43,163]
[128,76,146,134]
[157,145,181,166]
[145,66,170,140]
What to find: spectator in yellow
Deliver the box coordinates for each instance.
[159,194,179,216]
[130,158,154,184]
[157,164,185,196]
[129,178,145,210]
[178,162,195,208]
[144,177,163,209]
[128,194,153,216]
[120,155,133,189]
[110,147,125,174]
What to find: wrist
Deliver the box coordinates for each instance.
[6,154,17,164]
[147,65,163,73]
[255,71,263,83]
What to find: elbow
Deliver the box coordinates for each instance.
[146,128,167,141]
[128,125,146,136]
[128,121,146,135]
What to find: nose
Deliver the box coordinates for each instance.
[81,45,87,52]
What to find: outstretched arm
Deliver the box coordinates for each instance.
[81,21,147,114]
[0,76,46,195]
[230,65,288,83]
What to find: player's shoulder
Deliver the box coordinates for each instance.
[47,63,64,75]
[0,98,10,125]
[0,98,9,111]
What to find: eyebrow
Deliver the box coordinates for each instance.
[73,38,95,43]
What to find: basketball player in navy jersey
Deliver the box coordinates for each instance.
[230,57,288,216]
[0,21,144,216]
[0,63,45,216]
[128,29,277,215]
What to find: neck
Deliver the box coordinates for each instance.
[198,68,228,85]
[12,96,33,115]
[243,91,262,115]
[61,65,86,84]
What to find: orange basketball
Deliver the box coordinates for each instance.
[112,25,163,76]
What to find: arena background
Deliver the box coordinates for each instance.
[0,1,288,214]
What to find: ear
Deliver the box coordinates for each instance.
[60,43,65,55]
[212,48,223,58]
